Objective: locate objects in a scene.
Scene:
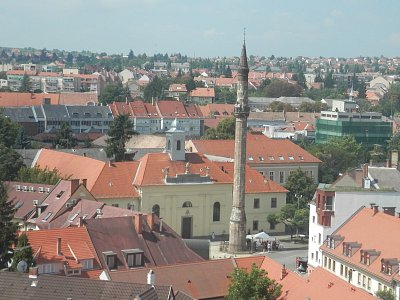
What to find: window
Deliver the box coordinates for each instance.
[42,263,55,274]
[253,198,260,209]
[340,264,343,276]
[362,275,366,287]
[182,201,193,208]
[152,204,160,217]
[268,156,274,160]
[259,156,264,161]
[248,156,254,161]
[318,233,321,244]
[103,252,117,270]
[358,273,361,285]
[123,249,144,268]
[82,259,93,270]
[312,216,315,223]
[324,256,327,267]
[176,140,181,151]
[213,202,220,222]
[279,156,284,160]
[69,213,79,222]
[42,212,52,221]
[269,171,274,181]
[167,140,171,150]
[288,156,294,160]
[252,220,259,231]
[332,261,336,272]
[269,222,275,230]
[367,278,371,290]
[111,204,119,207]
[279,171,284,183]
[271,198,277,208]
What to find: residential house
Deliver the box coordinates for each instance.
[188,87,215,104]
[321,207,400,298]
[0,272,176,300]
[308,164,400,271]
[165,84,188,101]
[85,215,204,278]
[187,133,321,184]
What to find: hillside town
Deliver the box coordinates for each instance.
[2,7,400,299]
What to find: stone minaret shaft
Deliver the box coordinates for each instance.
[228,42,249,253]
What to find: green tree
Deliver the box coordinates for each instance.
[10,233,34,272]
[128,49,134,60]
[292,72,307,89]
[54,122,77,149]
[99,82,131,104]
[324,71,334,89]
[0,110,20,148]
[224,65,233,78]
[143,76,163,102]
[268,101,296,112]
[227,264,282,300]
[264,79,303,97]
[0,181,18,269]
[278,204,309,239]
[105,114,137,161]
[375,289,395,300]
[284,169,317,207]
[16,166,63,185]
[19,74,32,92]
[310,136,364,183]
[204,117,236,140]
[13,127,31,149]
[214,86,236,103]
[298,101,328,112]
[267,213,280,230]
[357,80,367,99]
[0,145,24,181]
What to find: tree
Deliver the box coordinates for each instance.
[0,110,20,148]
[267,213,280,230]
[278,204,309,239]
[357,80,367,99]
[13,127,31,149]
[227,264,282,300]
[309,136,364,183]
[19,74,32,92]
[204,117,236,140]
[16,166,63,185]
[143,76,163,102]
[10,233,34,272]
[224,65,232,78]
[375,289,395,300]
[105,115,137,161]
[214,86,236,103]
[324,71,334,88]
[128,49,134,60]
[0,181,17,269]
[54,122,77,149]
[264,79,303,97]
[99,82,131,105]
[284,169,317,207]
[0,145,24,181]
[268,101,296,112]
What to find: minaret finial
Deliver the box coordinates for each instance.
[243,27,246,45]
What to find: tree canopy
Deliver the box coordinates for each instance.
[0,181,17,269]
[0,145,24,181]
[105,114,137,161]
[203,117,236,140]
[227,264,282,300]
[263,79,303,97]
[0,110,20,148]
[284,169,317,208]
[10,233,34,272]
[99,82,131,104]
[54,122,77,149]
[16,166,64,185]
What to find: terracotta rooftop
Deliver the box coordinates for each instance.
[85,216,204,272]
[190,133,321,165]
[189,87,215,98]
[197,103,234,118]
[0,92,59,107]
[321,207,400,283]
[25,226,101,277]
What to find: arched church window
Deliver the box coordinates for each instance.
[152,204,160,217]
[167,140,171,150]
[213,202,220,222]
[182,201,192,208]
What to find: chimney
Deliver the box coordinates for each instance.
[57,237,62,256]
[372,205,379,215]
[280,264,287,280]
[147,269,155,285]
[29,267,38,279]
[70,179,80,194]
[81,178,87,187]
[362,163,369,178]
[159,218,163,233]
[135,213,143,234]
[146,213,155,231]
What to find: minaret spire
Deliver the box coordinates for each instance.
[228,39,249,253]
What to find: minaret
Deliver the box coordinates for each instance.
[228,38,249,253]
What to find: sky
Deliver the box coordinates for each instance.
[2,0,400,58]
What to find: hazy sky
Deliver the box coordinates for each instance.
[2,0,400,58]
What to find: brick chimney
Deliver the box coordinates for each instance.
[70,179,80,194]
[29,267,38,279]
[57,237,62,256]
[372,205,379,215]
[135,213,143,234]
[81,179,87,187]
[146,213,155,231]
[280,264,287,280]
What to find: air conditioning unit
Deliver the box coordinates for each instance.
[33,200,39,206]
[16,185,21,191]
[38,187,44,193]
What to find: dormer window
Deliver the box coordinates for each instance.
[103,251,117,270]
[269,156,274,160]
[82,259,93,270]
[56,191,64,198]
[342,242,361,257]
[381,258,399,275]
[327,234,344,249]
[122,249,144,268]
[259,156,264,161]
[248,156,254,161]
[279,156,284,160]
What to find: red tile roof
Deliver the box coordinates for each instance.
[34,149,105,190]
[197,103,234,118]
[25,227,101,273]
[133,153,232,186]
[189,87,215,98]
[169,84,187,92]
[321,207,400,283]
[190,133,321,164]
[58,92,99,105]
[0,92,59,107]
[91,161,140,199]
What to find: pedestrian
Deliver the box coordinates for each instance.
[211,231,215,240]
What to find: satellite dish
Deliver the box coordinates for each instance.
[17,260,28,273]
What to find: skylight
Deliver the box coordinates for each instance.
[298,155,304,160]
[42,212,52,221]
[69,213,79,222]
[248,156,254,161]
[269,156,274,160]
[279,156,284,160]
[288,156,294,160]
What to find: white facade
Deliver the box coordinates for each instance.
[308,191,400,269]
